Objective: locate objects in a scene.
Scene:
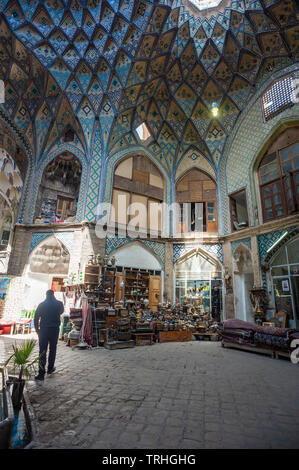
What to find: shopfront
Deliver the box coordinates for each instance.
[270,236,299,329]
[175,249,223,320]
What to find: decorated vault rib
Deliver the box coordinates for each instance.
[0,15,87,167]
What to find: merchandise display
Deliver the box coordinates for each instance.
[62,260,221,349]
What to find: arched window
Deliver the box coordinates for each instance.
[0,147,23,257]
[0,195,12,249]
[35,152,82,223]
[175,168,217,233]
[258,128,299,222]
[110,155,164,234]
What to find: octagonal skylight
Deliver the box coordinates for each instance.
[189,0,223,10]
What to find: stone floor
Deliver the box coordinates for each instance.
[1,334,298,449]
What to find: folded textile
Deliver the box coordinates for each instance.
[218,319,299,352]
[253,332,289,350]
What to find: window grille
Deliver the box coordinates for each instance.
[262,76,294,121]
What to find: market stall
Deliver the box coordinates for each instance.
[61,258,220,350]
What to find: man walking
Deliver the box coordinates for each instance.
[34,289,64,381]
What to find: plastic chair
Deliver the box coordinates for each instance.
[15,310,32,334]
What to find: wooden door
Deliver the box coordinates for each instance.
[206,202,217,232]
[115,273,124,301]
[149,276,161,311]
[56,196,74,220]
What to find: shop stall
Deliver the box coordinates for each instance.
[61,257,220,350]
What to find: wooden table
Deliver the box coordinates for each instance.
[133,332,155,346]
[159,330,192,343]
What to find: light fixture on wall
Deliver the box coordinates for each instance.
[211,102,219,117]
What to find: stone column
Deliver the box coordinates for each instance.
[164,242,174,302]
[67,228,83,276]
[80,222,106,268]
[7,225,31,276]
[222,239,235,319]
[251,235,262,286]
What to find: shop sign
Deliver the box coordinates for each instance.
[281,279,289,292]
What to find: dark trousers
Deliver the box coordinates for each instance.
[38,327,59,377]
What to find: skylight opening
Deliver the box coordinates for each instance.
[135,122,151,141]
[189,0,223,10]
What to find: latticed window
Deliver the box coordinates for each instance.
[259,139,299,222]
[262,76,294,121]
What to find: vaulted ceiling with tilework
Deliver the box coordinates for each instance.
[0,0,298,174]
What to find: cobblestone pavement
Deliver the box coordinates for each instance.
[1,335,298,449]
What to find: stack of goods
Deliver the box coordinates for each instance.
[91,307,107,347]
[116,317,132,341]
[218,319,299,356]
[68,308,82,346]
[135,314,153,333]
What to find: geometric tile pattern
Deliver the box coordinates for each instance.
[29,231,74,254]
[258,229,288,264]
[173,243,223,264]
[29,233,52,253]
[258,226,298,264]
[231,238,252,255]
[85,121,102,221]
[105,235,166,267]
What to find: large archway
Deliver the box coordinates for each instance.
[34,152,82,223]
[175,248,222,320]
[110,154,165,235]
[175,168,218,235]
[0,146,23,272]
[108,241,163,311]
[24,236,70,311]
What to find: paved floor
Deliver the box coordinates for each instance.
[1,334,298,449]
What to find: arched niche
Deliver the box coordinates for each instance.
[253,125,299,224]
[0,147,23,271]
[110,154,165,235]
[232,244,254,323]
[174,248,222,319]
[109,241,162,271]
[0,147,23,219]
[34,151,82,223]
[0,194,13,250]
[24,236,70,310]
[175,168,217,234]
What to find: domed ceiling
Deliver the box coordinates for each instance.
[0,0,298,173]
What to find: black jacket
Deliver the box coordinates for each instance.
[34,296,64,330]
